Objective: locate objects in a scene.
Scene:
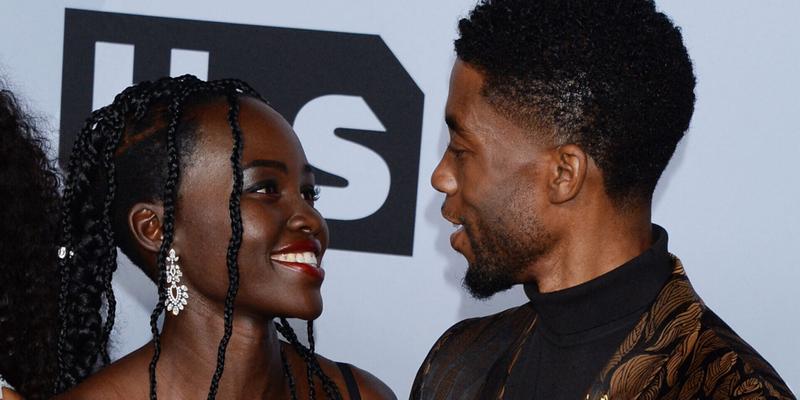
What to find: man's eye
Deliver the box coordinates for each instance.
[302,186,321,203]
[447,145,465,158]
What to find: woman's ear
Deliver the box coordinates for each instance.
[128,203,165,254]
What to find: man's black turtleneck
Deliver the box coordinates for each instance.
[502,225,673,399]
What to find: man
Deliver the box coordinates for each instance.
[412,0,795,399]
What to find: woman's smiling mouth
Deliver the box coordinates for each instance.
[270,252,318,267]
[270,239,324,281]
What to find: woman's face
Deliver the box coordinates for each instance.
[172,96,328,320]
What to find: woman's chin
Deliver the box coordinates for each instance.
[278,298,323,321]
[298,303,323,321]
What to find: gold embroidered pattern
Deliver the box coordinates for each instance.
[584,257,795,400]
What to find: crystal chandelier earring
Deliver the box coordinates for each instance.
[165,248,189,315]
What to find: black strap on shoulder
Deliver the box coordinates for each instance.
[335,362,361,400]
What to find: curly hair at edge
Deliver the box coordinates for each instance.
[0,83,61,399]
[455,0,696,206]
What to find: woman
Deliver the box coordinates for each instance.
[0,84,61,400]
[55,76,395,399]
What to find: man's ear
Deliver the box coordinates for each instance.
[547,144,588,204]
[128,203,165,254]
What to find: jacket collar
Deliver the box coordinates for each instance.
[584,256,705,399]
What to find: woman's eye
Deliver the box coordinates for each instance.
[302,186,321,203]
[249,181,279,195]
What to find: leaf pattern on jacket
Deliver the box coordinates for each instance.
[584,257,795,400]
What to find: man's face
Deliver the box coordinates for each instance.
[432,60,556,299]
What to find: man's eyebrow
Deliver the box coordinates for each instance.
[243,159,288,173]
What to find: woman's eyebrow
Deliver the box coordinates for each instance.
[243,159,288,173]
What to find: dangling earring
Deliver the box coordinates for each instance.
[165,248,189,315]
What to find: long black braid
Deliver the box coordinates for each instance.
[205,89,245,399]
[306,320,317,400]
[147,81,188,400]
[276,319,343,400]
[281,346,299,400]
[98,107,124,365]
[55,75,342,399]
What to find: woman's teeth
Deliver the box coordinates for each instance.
[271,252,319,267]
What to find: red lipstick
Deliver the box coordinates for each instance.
[270,239,324,281]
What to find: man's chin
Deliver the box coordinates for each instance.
[463,264,516,300]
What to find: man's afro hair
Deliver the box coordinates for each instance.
[456,0,696,205]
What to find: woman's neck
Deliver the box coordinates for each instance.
[156,295,289,399]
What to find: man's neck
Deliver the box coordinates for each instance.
[527,206,653,293]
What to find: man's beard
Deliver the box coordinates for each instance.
[462,212,551,299]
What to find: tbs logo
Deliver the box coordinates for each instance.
[60,9,423,256]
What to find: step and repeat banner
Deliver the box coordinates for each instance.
[1,0,798,396]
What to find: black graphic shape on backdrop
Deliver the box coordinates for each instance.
[60,8,423,256]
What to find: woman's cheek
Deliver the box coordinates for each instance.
[240,202,282,255]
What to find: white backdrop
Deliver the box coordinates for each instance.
[1,1,798,397]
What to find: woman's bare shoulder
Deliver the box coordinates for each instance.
[55,349,150,400]
[314,354,397,400]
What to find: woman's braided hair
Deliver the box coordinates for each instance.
[55,75,342,399]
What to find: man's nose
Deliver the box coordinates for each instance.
[431,158,457,195]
